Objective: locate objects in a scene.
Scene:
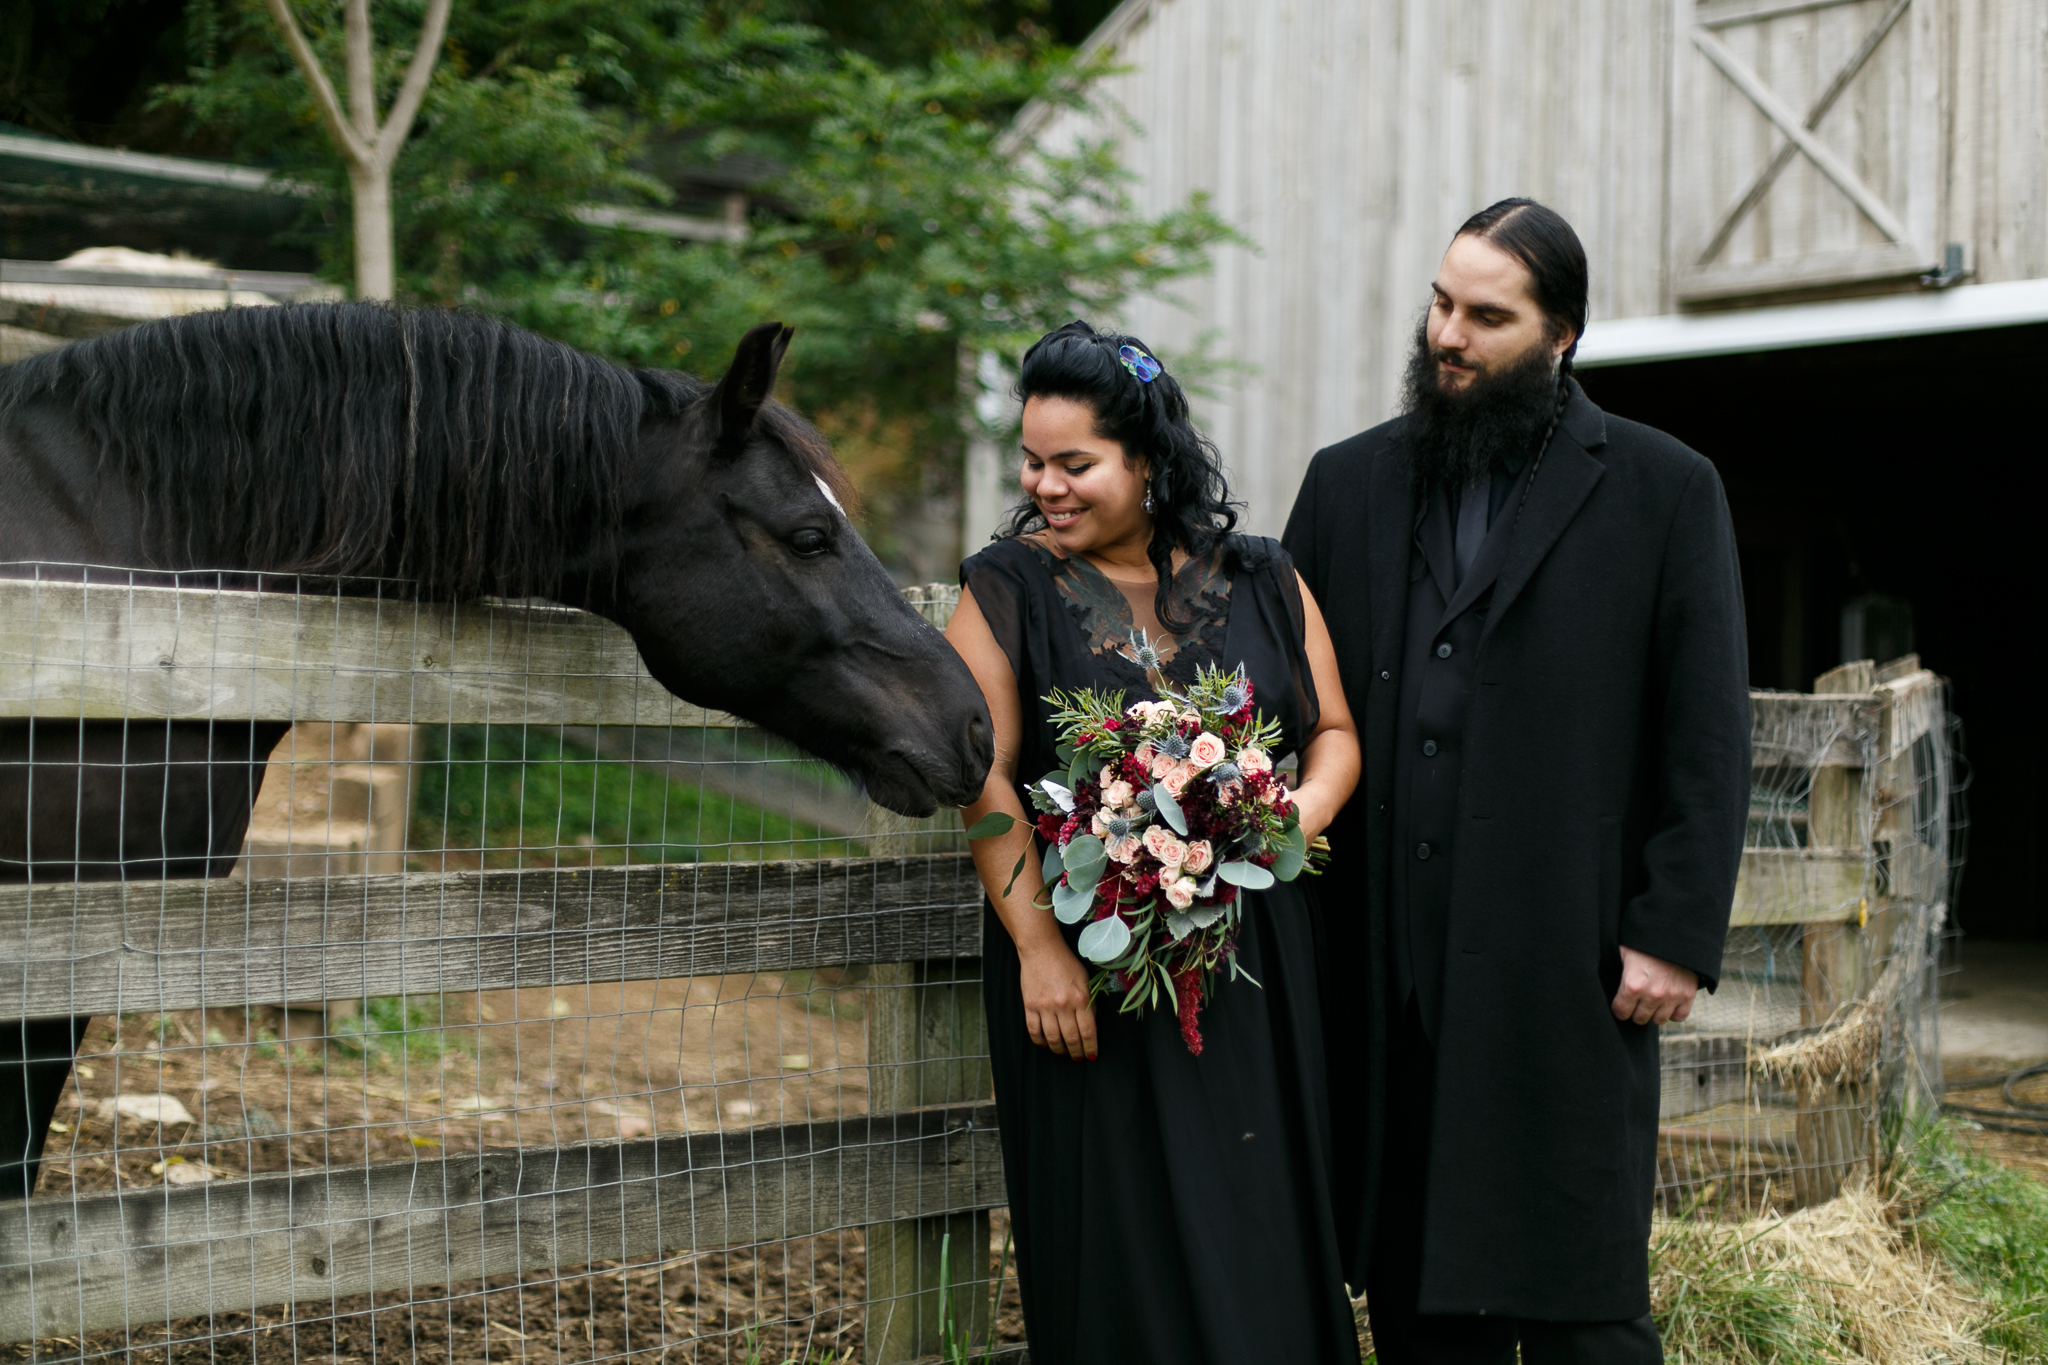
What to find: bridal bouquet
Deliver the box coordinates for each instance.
[968,636,1326,1054]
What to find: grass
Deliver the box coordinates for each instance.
[329,994,466,1064]
[1896,1118,2048,1358]
[410,725,857,868]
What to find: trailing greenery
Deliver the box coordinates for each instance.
[1897,1119,2048,1357]
[409,725,853,867]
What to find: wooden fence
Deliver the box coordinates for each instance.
[0,575,1951,1351]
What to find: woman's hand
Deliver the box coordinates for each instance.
[1018,936,1098,1061]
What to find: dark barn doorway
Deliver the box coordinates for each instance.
[1582,322,2048,940]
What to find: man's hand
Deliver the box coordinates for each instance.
[1612,946,1698,1025]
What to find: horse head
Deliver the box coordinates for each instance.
[607,323,992,817]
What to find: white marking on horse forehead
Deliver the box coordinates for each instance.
[814,474,846,516]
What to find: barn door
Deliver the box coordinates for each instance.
[1671,0,1943,302]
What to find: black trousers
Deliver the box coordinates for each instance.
[0,1016,90,1201]
[1365,998,1662,1365]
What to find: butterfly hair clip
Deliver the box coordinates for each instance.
[1118,344,1163,383]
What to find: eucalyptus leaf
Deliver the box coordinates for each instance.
[1063,833,1107,880]
[1271,822,1308,881]
[1077,914,1133,964]
[964,811,1017,840]
[1001,848,1029,897]
[1218,860,1275,890]
[1055,742,1076,766]
[1151,782,1188,836]
[1040,838,1065,883]
[1051,877,1096,924]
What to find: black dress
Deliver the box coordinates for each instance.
[961,533,1360,1365]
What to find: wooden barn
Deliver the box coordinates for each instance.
[978,0,2048,937]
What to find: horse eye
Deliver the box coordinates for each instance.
[790,528,829,558]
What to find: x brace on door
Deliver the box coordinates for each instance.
[1691,0,1916,269]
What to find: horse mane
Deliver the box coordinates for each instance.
[0,302,848,598]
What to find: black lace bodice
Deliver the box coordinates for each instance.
[962,534,1319,791]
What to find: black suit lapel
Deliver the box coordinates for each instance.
[1480,384,1608,643]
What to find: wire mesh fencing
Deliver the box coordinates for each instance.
[0,566,1012,1365]
[1657,654,1954,1215]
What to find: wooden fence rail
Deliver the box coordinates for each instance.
[0,855,983,1018]
[0,1103,1003,1341]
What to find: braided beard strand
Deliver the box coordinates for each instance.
[1399,319,1564,506]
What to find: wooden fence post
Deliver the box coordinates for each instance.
[864,587,995,1363]
[1794,660,1874,1206]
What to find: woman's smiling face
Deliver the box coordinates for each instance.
[1019,394,1151,560]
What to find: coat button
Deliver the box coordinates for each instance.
[1380,670,1391,680]
[1436,643,1453,659]
[1422,740,1438,756]
[1416,843,1432,860]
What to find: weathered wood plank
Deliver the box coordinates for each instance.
[0,855,984,1017]
[1749,690,1879,767]
[0,580,731,727]
[1730,848,1869,926]
[0,1103,1005,1341]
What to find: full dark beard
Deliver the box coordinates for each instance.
[1399,320,1562,505]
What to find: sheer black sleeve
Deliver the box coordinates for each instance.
[959,541,1032,682]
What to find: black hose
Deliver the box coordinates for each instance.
[1942,1059,2048,1134]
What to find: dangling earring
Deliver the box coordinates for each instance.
[1143,480,1156,515]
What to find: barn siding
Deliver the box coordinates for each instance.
[976,0,2040,542]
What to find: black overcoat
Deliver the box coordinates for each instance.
[1282,381,1750,1320]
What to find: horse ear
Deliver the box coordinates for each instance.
[711,321,795,458]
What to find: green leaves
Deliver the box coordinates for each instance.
[1218,861,1275,891]
[963,811,1016,840]
[1051,833,1106,924]
[1077,914,1131,964]
[1271,822,1308,882]
[1151,782,1187,836]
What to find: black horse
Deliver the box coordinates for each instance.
[0,303,991,1196]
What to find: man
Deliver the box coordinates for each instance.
[1283,199,1750,1363]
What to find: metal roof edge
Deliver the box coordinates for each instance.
[1576,277,2048,367]
[996,0,1164,157]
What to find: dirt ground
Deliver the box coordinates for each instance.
[21,973,1027,1364]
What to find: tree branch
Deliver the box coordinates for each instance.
[261,0,370,166]
[343,0,378,146]
[373,0,454,168]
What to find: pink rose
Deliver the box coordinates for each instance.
[1101,779,1134,811]
[1259,784,1280,806]
[1099,763,1119,789]
[1150,748,1179,780]
[1106,833,1142,863]
[1143,826,1187,867]
[1160,761,1194,797]
[1163,877,1198,910]
[1135,742,1159,770]
[1182,839,1214,874]
[1237,746,1272,777]
[1187,731,1227,770]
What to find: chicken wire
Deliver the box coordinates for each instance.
[0,566,1009,1365]
[1656,659,1954,1215]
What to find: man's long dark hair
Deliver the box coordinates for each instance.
[1455,198,1589,375]
[1002,320,1241,630]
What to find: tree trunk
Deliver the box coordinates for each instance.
[348,161,396,302]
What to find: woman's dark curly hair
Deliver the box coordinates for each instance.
[1002,320,1241,630]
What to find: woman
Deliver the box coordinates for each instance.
[947,321,1363,1363]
